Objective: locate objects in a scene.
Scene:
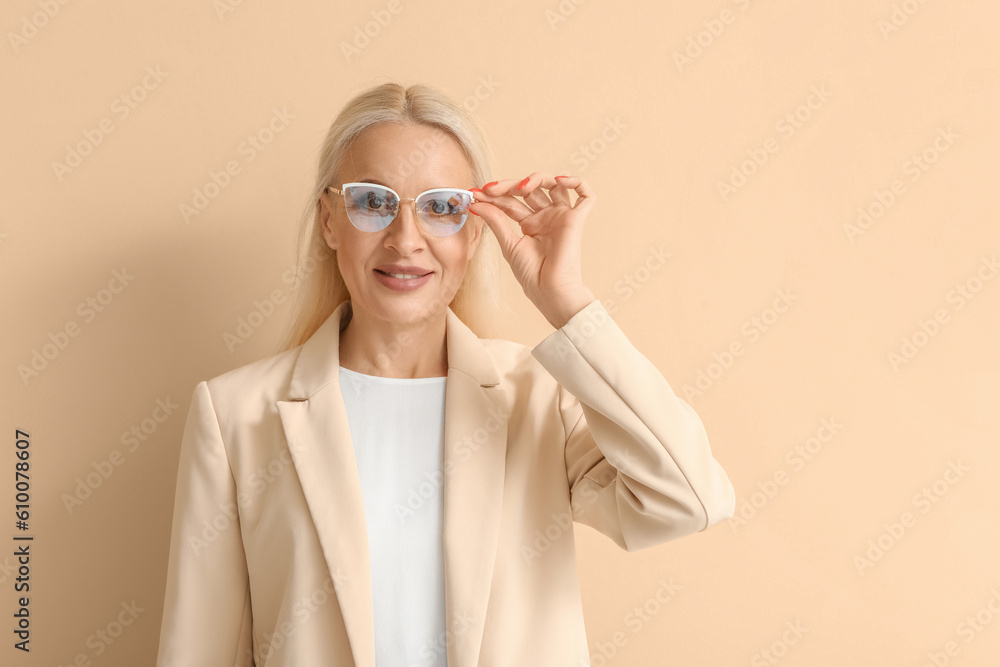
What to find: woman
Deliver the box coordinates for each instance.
[156,82,736,667]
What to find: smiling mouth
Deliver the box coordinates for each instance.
[374,269,431,279]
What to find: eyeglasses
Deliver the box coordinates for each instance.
[324,182,477,238]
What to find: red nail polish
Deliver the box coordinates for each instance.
[484,181,498,189]
[518,177,530,189]
[555,175,569,179]
[470,187,483,193]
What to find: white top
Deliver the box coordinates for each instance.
[338,365,449,667]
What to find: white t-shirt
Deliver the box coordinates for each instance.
[338,365,449,667]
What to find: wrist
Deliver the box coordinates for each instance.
[541,286,596,330]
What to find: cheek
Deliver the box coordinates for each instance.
[438,241,469,270]
[443,248,473,279]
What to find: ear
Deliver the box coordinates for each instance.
[319,193,339,251]
[467,215,483,255]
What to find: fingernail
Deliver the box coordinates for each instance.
[483,181,498,189]
[470,187,483,193]
[555,175,570,180]
[518,177,530,190]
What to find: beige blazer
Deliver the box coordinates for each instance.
[156,298,735,666]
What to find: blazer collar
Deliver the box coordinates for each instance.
[276,299,508,667]
[286,299,500,399]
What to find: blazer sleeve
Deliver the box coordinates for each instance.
[531,299,736,552]
[157,380,255,667]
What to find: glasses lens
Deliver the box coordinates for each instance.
[343,184,398,232]
[415,189,472,237]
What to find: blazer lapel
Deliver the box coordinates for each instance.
[275,299,508,667]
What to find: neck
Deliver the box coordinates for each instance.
[338,303,448,379]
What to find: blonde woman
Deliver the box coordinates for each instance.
[156,82,736,667]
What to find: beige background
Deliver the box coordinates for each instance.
[3,0,999,665]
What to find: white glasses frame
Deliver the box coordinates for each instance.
[323,182,479,236]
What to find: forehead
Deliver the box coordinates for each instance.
[342,122,473,190]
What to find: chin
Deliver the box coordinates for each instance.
[371,293,447,325]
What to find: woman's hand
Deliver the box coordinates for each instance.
[470,173,598,330]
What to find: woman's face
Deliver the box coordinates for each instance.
[319,122,484,327]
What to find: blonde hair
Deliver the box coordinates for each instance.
[277,82,508,353]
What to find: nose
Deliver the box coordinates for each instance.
[383,198,428,254]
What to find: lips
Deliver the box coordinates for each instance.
[374,264,432,277]
[373,266,434,292]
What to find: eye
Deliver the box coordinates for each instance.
[362,191,388,210]
[423,196,462,216]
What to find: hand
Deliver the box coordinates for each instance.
[469,173,597,329]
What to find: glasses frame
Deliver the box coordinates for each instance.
[323,182,479,237]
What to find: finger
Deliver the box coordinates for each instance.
[545,174,573,207]
[515,173,555,211]
[471,183,534,220]
[481,179,521,197]
[468,200,520,259]
[560,176,596,215]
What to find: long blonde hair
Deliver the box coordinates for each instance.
[277,82,508,353]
